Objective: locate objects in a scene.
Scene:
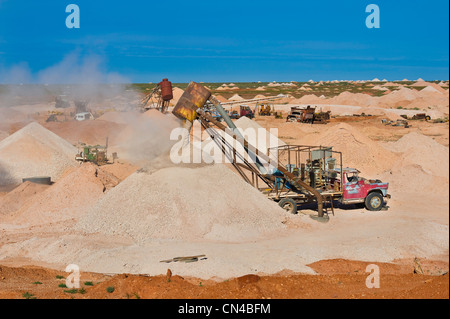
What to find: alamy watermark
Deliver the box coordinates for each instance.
[65,4,80,29]
[64,4,379,30]
[169,121,280,168]
[365,264,380,288]
[366,4,380,29]
[65,264,80,288]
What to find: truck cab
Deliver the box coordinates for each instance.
[341,168,390,211]
[286,109,302,122]
[240,105,254,118]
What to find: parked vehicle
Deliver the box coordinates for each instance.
[258,103,272,116]
[240,105,254,118]
[229,110,240,119]
[286,105,330,124]
[75,112,94,121]
[266,145,390,214]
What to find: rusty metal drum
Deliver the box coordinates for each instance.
[172,82,211,122]
[159,78,173,101]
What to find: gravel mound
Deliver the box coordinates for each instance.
[0,122,78,185]
[303,123,399,177]
[0,181,50,215]
[76,163,287,243]
[384,132,449,178]
[5,163,118,226]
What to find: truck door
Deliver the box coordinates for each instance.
[343,172,365,200]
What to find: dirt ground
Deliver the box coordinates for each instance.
[0,259,448,299]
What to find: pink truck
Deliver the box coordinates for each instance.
[340,168,390,211]
[266,145,391,214]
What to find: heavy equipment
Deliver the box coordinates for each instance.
[75,138,117,165]
[273,111,284,119]
[258,103,273,116]
[141,78,173,113]
[46,110,65,122]
[229,110,240,119]
[266,145,390,214]
[382,118,410,128]
[239,105,255,118]
[219,96,281,119]
[400,113,431,121]
[314,109,331,123]
[287,106,315,123]
[286,105,330,124]
[172,82,390,220]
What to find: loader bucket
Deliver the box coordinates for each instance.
[172,81,211,122]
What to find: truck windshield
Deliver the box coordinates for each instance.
[346,173,359,183]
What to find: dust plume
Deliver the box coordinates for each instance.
[110,110,182,166]
[0,51,141,109]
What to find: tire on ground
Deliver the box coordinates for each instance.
[365,192,384,211]
[278,198,298,214]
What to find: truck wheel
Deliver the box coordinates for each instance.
[278,198,298,214]
[365,192,384,211]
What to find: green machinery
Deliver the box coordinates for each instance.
[75,138,117,165]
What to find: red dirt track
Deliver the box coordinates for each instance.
[1,259,447,299]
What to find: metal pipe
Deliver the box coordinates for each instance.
[210,98,267,174]
[220,96,280,106]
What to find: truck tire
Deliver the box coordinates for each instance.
[365,192,384,211]
[278,198,298,214]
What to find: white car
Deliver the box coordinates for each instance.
[75,112,94,121]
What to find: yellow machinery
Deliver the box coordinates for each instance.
[273,111,283,119]
[258,103,272,116]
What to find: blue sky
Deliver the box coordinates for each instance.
[0,0,448,83]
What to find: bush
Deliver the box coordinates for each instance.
[22,292,36,299]
[64,289,78,294]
